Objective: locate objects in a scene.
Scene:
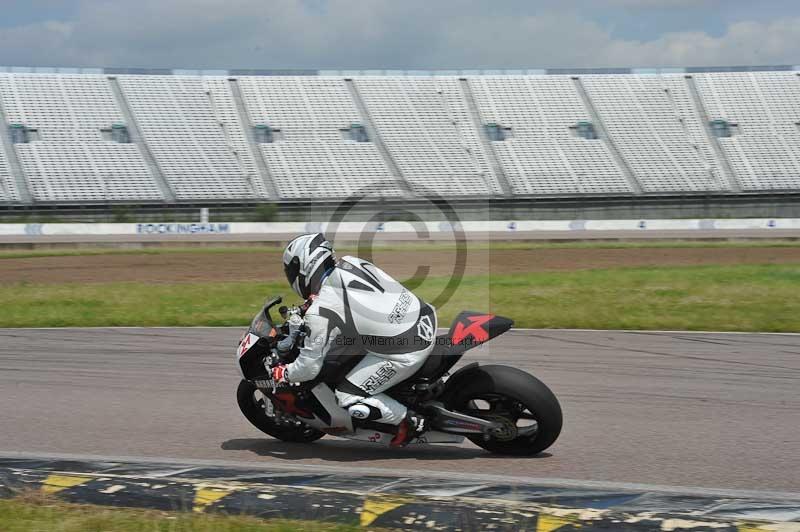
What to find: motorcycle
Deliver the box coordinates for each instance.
[235,296,562,455]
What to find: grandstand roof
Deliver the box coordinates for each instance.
[1,65,799,77]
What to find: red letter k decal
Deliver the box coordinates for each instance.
[451,314,495,345]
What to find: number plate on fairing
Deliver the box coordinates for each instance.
[237,332,260,358]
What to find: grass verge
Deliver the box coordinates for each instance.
[0,494,360,532]
[1,264,798,331]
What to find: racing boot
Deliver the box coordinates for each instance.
[390,412,427,447]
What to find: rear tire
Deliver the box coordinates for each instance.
[236,379,325,443]
[443,365,562,455]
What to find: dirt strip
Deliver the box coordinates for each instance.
[1,246,800,284]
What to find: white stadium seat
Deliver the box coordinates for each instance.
[354,77,503,196]
[0,73,163,202]
[0,69,799,203]
[469,76,631,195]
[202,77,269,199]
[118,75,263,200]
[694,71,800,191]
[238,76,400,198]
[0,142,17,202]
[582,74,727,192]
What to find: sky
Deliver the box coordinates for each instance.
[0,0,798,70]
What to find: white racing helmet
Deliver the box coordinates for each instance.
[282,233,336,299]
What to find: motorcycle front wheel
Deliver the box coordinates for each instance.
[445,365,562,455]
[236,379,325,443]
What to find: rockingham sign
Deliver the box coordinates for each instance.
[136,223,230,234]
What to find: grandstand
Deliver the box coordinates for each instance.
[1,65,799,216]
[238,76,400,198]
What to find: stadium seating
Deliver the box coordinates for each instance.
[0,68,799,204]
[694,72,800,191]
[469,76,632,195]
[0,74,163,202]
[118,75,260,200]
[202,77,269,198]
[354,77,503,196]
[238,76,401,198]
[0,143,16,202]
[582,74,727,192]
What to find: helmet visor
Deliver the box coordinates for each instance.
[284,256,300,286]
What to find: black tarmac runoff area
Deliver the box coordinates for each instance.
[1,327,798,493]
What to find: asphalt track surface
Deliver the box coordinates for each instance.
[1,328,798,493]
[2,228,800,247]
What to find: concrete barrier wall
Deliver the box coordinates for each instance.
[2,218,800,237]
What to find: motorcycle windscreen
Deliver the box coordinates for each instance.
[445,311,514,356]
[237,307,277,380]
[248,307,276,339]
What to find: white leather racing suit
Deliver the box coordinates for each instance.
[283,256,437,425]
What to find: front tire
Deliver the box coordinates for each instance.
[443,365,562,455]
[236,379,325,443]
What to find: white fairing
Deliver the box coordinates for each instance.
[300,383,354,432]
[409,431,465,445]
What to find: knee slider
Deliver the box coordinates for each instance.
[347,403,382,421]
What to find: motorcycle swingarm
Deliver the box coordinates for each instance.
[425,402,503,435]
[344,428,464,446]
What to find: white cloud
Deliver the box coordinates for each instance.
[0,1,797,69]
[601,18,800,66]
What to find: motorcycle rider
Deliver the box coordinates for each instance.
[270,233,435,446]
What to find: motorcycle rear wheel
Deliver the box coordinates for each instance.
[236,379,325,443]
[445,365,562,455]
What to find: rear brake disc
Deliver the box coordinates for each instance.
[484,414,518,441]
